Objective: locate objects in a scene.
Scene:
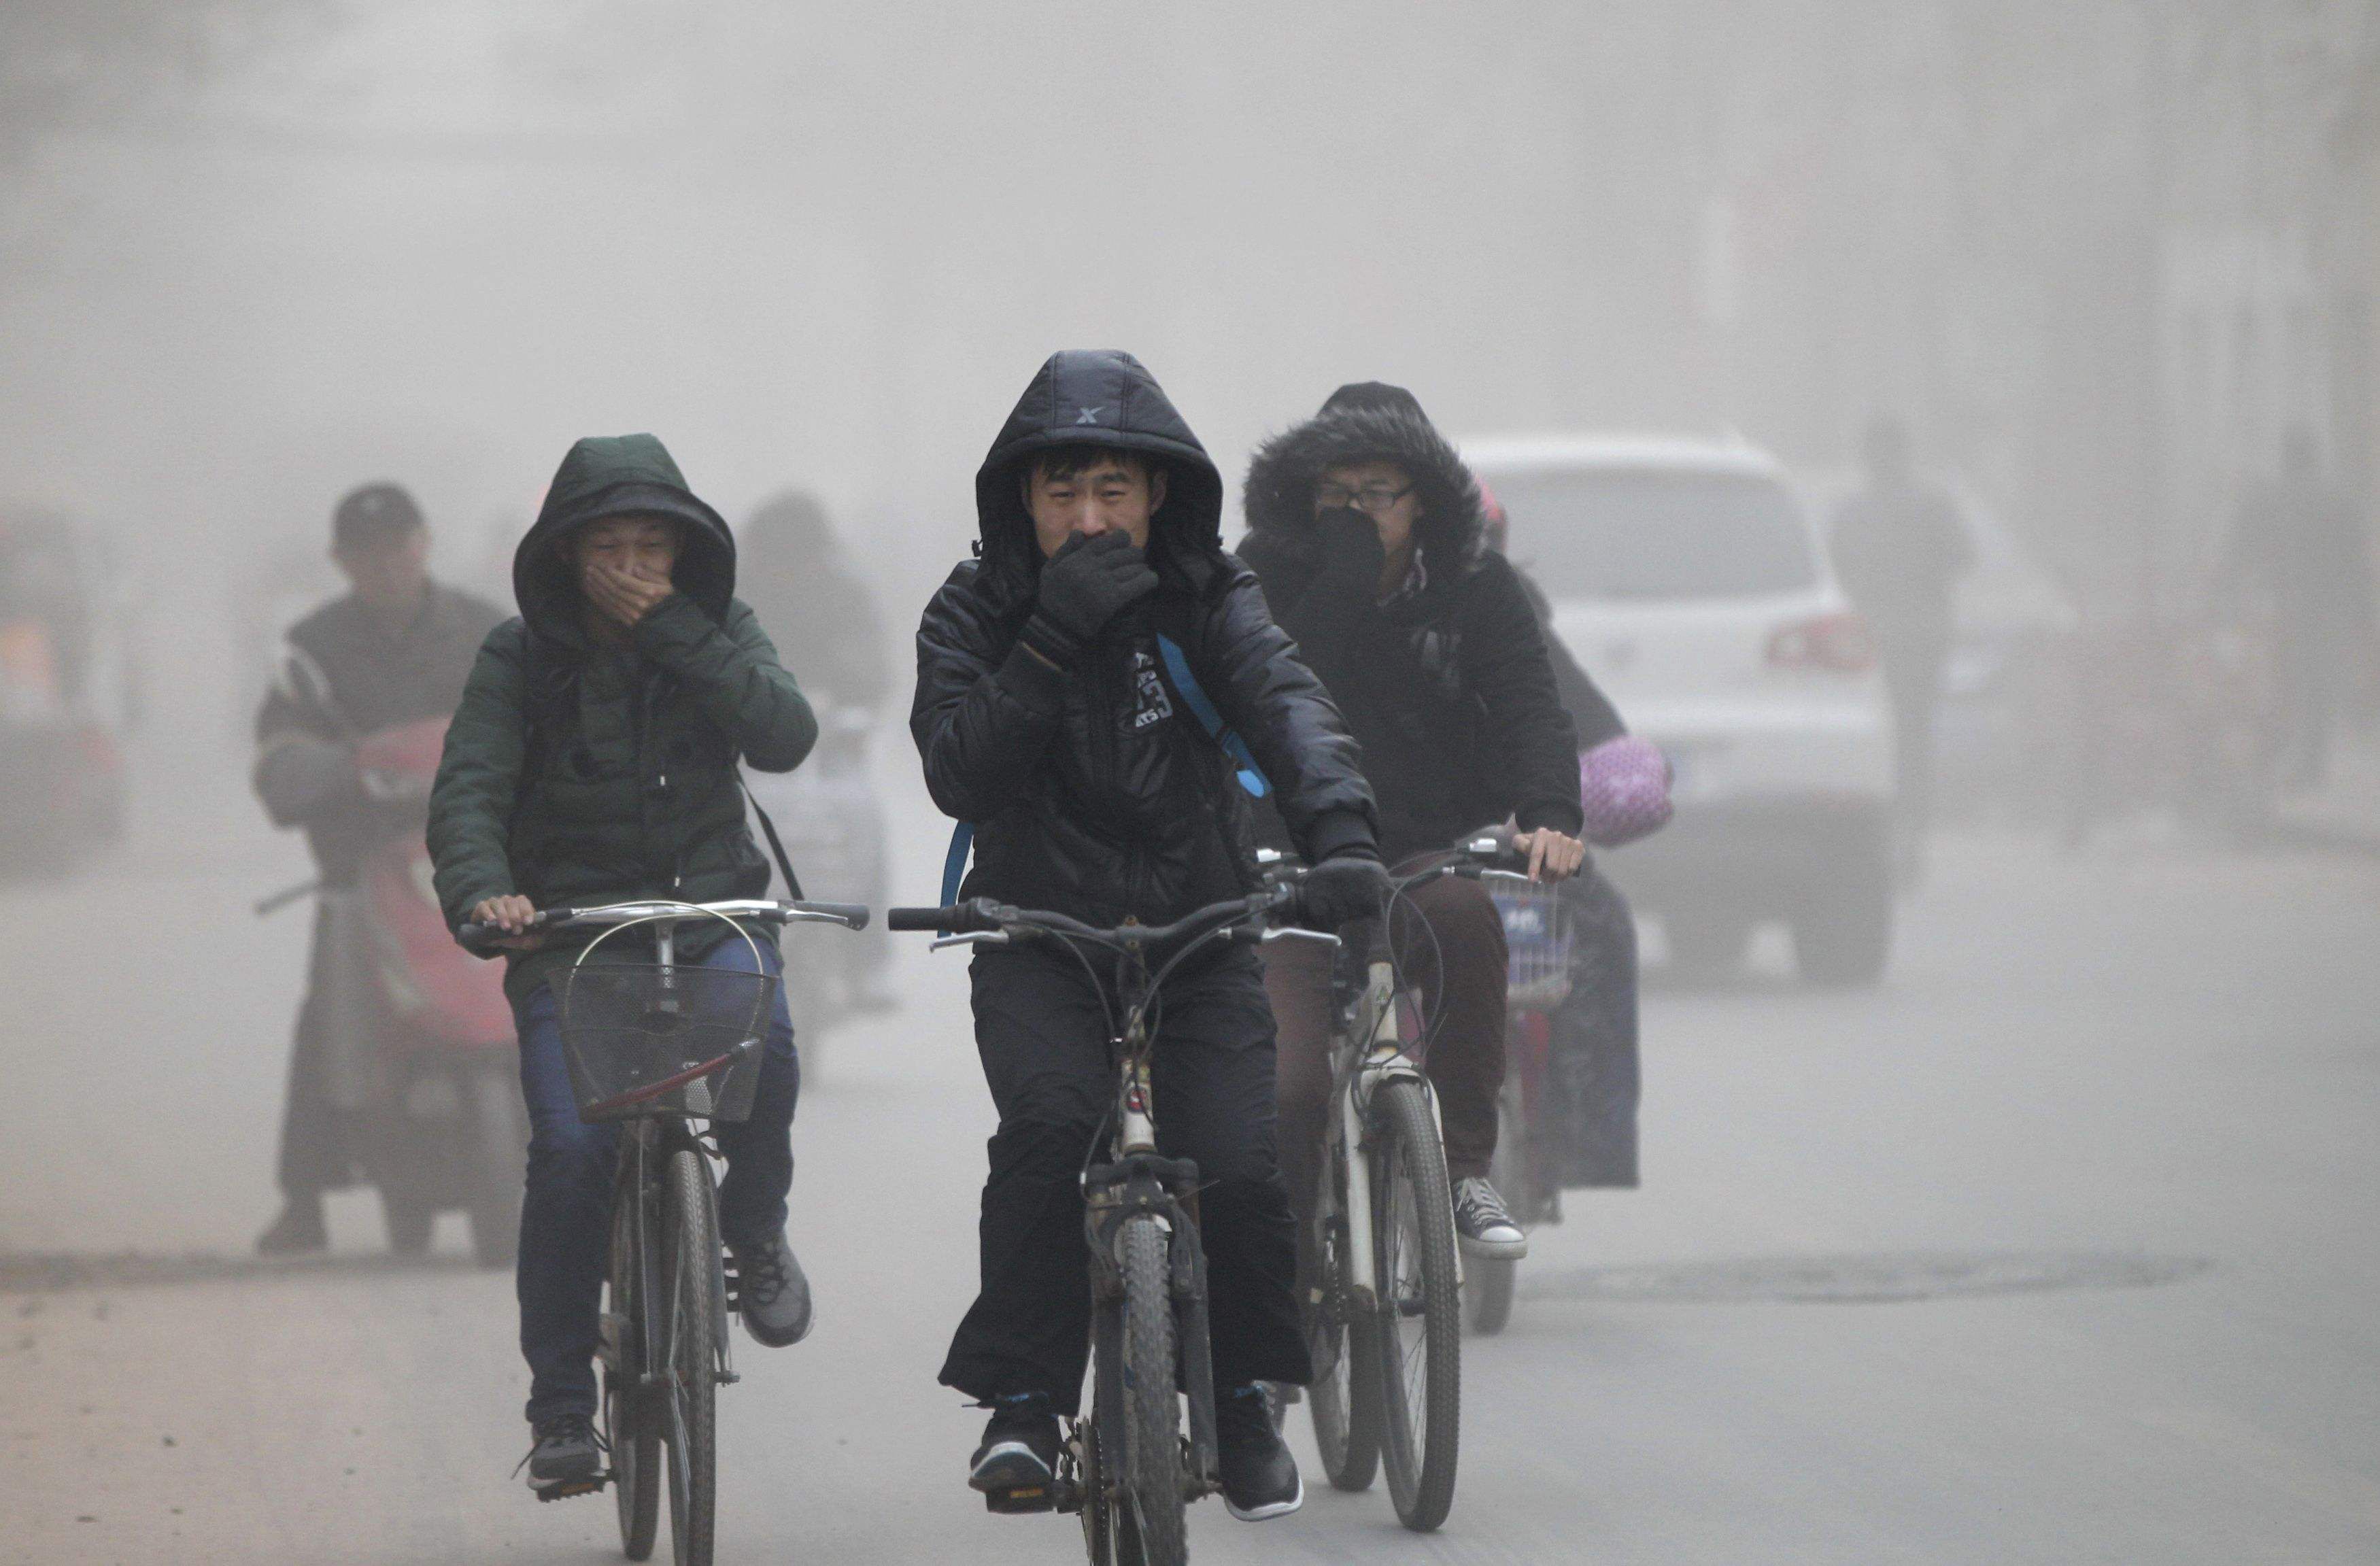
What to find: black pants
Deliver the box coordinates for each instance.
[275,906,360,1197]
[941,944,1310,1415]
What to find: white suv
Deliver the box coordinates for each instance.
[1463,435,1897,984]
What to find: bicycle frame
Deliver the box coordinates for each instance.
[1321,948,1455,1313]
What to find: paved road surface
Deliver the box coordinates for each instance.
[4,754,2377,1563]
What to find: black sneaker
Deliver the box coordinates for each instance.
[968,1393,1061,1512]
[254,1195,327,1258]
[1217,1383,1302,1521]
[522,1414,602,1495]
[727,1231,812,1347]
[1451,1176,1529,1259]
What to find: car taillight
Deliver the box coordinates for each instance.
[1767,612,1875,673]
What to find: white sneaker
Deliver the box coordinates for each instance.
[1451,1176,1528,1259]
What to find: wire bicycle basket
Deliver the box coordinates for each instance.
[558,961,776,1123]
[1490,881,1573,1010]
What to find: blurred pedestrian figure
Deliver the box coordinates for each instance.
[252,483,505,1255]
[2221,423,2377,787]
[1480,488,1665,1191]
[1829,415,1970,876]
[739,491,889,711]
[738,491,896,1010]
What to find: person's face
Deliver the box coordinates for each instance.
[573,514,681,585]
[1024,458,1166,558]
[333,526,431,615]
[1315,460,1421,556]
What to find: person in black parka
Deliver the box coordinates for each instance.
[914,350,1386,1522]
[1239,381,1586,1263]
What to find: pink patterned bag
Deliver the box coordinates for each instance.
[1578,735,1673,848]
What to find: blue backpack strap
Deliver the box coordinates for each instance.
[1155,634,1271,799]
[940,821,976,906]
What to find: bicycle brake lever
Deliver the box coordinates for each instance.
[930,930,1012,951]
[1261,927,1342,947]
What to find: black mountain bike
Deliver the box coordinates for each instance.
[888,885,1327,1566]
[463,897,868,1566]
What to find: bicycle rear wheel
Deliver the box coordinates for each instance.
[663,1146,719,1566]
[608,1156,661,1560]
[1117,1214,1185,1566]
[1371,1078,1461,1531]
[1306,1204,1382,1491]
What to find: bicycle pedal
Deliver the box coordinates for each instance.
[983,1483,1057,1514]
[532,1475,607,1503]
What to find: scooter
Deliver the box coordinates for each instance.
[258,717,526,1266]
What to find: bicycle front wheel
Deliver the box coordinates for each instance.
[1371,1078,1461,1531]
[607,1155,661,1561]
[1117,1214,1186,1566]
[663,1146,719,1566]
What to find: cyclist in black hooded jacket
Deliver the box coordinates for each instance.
[913,350,1388,1522]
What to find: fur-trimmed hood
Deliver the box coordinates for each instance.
[1240,381,1485,578]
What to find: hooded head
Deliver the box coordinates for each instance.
[971,350,1225,608]
[1242,381,1485,577]
[513,433,734,643]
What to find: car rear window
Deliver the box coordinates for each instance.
[1488,469,1818,599]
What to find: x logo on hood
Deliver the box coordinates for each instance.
[1074,405,1104,425]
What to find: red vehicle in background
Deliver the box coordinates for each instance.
[262,717,525,1265]
[0,512,135,874]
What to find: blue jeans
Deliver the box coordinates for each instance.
[514,937,799,1425]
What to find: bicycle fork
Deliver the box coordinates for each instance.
[1328,960,1458,1312]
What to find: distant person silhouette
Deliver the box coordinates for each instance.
[738,492,889,712]
[1829,415,1971,873]
[2222,423,2377,787]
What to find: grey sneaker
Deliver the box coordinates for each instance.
[522,1414,602,1495]
[1451,1176,1528,1259]
[728,1231,813,1346]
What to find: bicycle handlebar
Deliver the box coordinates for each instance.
[887,883,1305,950]
[458,898,870,955]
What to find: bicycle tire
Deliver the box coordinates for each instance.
[664,1146,719,1566]
[1307,1207,1382,1491]
[608,1159,661,1561]
[1371,1078,1461,1531]
[1117,1215,1186,1566]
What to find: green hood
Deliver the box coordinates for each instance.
[513,434,736,641]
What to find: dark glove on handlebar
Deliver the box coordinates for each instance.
[1297,853,1392,930]
[1021,532,1160,666]
[1312,507,1387,590]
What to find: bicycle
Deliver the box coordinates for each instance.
[887,884,1325,1566]
[1293,837,1529,1533]
[462,897,868,1566]
[1463,878,1574,1336]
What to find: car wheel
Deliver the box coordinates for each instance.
[1791,836,1892,987]
[1667,913,1752,976]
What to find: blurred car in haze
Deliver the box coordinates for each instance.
[0,510,137,872]
[1464,435,1896,985]
[1801,469,2079,824]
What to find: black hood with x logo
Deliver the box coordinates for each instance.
[970,350,1227,614]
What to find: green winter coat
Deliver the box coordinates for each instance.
[428,433,818,1002]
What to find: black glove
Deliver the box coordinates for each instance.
[1297,853,1391,930]
[1312,507,1387,586]
[1021,532,1159,666]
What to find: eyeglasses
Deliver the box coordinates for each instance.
[1313,482,1416,515]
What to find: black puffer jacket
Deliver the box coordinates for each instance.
[1240,383,1582,862]
[913,350,1377,927]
